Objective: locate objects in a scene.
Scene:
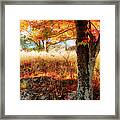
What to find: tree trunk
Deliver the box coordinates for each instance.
[42,40,44,48]
[76,20,100,100]
[88,31,100,99]
[76,44,90,100]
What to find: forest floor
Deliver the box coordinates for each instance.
[20,50,100,100]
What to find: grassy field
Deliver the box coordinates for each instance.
[20,50,78,80]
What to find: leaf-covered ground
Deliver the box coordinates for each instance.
[20,77,77,100]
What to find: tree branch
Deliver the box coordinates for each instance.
[89,21,99,34]
[49,27,76,38]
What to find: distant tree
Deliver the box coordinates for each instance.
[20,20,76,51]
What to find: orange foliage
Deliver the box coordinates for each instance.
[20,20,100,46]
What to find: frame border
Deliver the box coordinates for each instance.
[0,0,119,119]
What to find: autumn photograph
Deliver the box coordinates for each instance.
[20,20,100,100]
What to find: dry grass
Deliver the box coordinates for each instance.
[20,50,78,80]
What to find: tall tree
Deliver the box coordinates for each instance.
[76,20,100,100]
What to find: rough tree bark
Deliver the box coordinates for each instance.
[76,20,100,100]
